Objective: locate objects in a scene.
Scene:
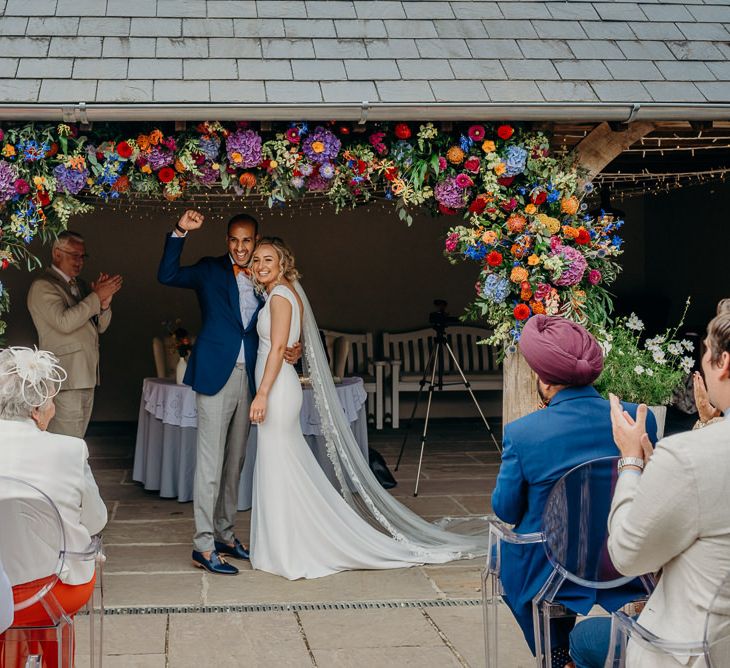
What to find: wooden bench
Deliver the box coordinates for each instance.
[382,326,502,428]
[320,329,386,430]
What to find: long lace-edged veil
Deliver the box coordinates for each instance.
[294,281,490,560]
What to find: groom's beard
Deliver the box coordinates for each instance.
[537,380,550,407]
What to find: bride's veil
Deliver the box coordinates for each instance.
[294,281,490,559]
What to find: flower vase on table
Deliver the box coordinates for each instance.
[175,355,188,385]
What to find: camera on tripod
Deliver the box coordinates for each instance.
[428,299,459,330]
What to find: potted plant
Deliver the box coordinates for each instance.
[594,301,694,439]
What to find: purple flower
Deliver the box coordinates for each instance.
[226,129,262,168]
[53,164,89,195]
[306,174,330,192]
[434,176,469,209]
[196,164,219,186]
[291,176,305,189]
[588,269,602,286]
[302,126,341,164]
[0,160,18,202]
[553,245,588,287]
[299,163,314,177]
[320,162,335,180]
[198,136,221,162]
[146,146,174,170]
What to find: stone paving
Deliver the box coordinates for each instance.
[79,419,535,666]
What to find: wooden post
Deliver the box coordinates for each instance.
[501,121,657,428]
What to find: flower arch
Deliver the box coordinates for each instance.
[0,120,623,343]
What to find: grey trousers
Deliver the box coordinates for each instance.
[193,363,252,553]
[49,388,95,439]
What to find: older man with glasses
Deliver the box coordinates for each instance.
[26,231,122,438]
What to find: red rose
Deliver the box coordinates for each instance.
[37,191,50,207]
[384,166,398,182]
[497,175,515,187]
[576,228,591,245]
[158,166,175,183]
[357,159,367,175]
[531,191,547,205]
[468,196,487,215]
[497,125,514,140]
[394,123,411,140]
[96,151,104,161]
[117,141,133,159]
[513,303,530,320]
[438,203,458,215]
[464,156,481,174]
[500,197,517,212]
[486,251,503,267]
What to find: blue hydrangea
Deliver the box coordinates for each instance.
[391,140,414,167]
[482,273,511,304]
[503,145,528,177]
[546,188,560,203]
[464,243,487,261]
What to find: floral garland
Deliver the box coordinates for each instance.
[0,120,620,342]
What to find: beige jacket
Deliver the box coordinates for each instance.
[608,417,730,667]
[0,418,107,585]
[27,268,112,390]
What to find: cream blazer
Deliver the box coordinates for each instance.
[608,417,730,667]
[0,552,12,633]
[27,268,112,390]
[0,419,108,586]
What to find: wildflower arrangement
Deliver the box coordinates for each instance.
[594,301,694,406]
[164,320,192,359]
[0,120,619,340]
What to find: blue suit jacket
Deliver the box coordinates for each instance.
[157,234,263,397]
[492,385,657,651]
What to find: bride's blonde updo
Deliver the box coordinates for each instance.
[252,237,301,291]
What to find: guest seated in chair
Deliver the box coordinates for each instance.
[569,312,730,668]
[0,347,107,666]
[492,315,657,666]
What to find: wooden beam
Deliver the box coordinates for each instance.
[572,121,656,180]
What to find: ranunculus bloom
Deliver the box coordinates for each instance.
[468,125,485,142]
[437,156,447,171]
[497,175,515,187]
[14,178,30,194]
[527,254,540,266]
[486,250,503,267]
[468,196,487,215]
[497,125,514,140]
[464,156,481,174]
[494,162,506,176]
[285,128,300,144]
[510,266,529,283]
[37,190,50,207]
[455,173,473,189]
[576,228,591,245]
[561,196,580,215]
[446,146,465,164]
[525,203,537,214]
[513,303,530,320]
[481,140,496,153]
[531,191,547,205]
[117,141,133,159]
[158,166,175,183]
[588,269,602,285]
[394,123,411,139]
[482,230,498,245]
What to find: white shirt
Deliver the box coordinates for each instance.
[51,264,80,298]
[231,255,260,363]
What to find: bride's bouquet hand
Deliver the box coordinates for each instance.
[250,393,267,425]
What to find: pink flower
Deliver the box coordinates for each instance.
[468,125,486,142]
[438,156,447,171]
[535,283,551,300]
[14,178,30,194]
[0,129,4,142]
[550,236,563,252]
[500,197,517,212]
[455,173,474,189]
[445,232,459,253]
[286,128,300,144]
[464,156,481,173]
[163,136,177,151]
[588,269,602,285]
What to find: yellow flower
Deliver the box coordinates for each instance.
[33,176,47,189]
[2,144,16,157]
[211,162,220,170]
[561,196,579,215]
[391,178,406,195]
[481,140,496,153]
[527,254,540,266]
[86,177,93,185]
[482,230,498,245]
[535,213,560,235]
[525,203,537,215]
[269,159,279,169]
[136,134,150,151]
[311,141,325,154]
[141,164,152,174]
[230,151,243,164]
[494,162,506,176]
[446,146,465,164]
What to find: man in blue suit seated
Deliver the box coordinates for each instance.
[492,315,657,666]
[158,210,300,575]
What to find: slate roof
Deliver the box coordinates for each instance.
[0,0,729,117]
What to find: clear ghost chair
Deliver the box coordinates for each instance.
[604,567,730,667]
[482,518,544,668]
[534,456,655,668]
[0,476,104,667]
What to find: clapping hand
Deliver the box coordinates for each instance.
[177,210,204,232]
[693,371,721,423]
[91,272,123,309]
[609,393,654,463]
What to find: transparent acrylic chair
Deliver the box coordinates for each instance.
[604,567,730,667]
[482,518,544,668]
[0,476,104,667]
[534,456,654,668]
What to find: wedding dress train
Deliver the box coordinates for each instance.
[250,285,456,580]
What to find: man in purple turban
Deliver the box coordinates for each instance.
[491,315,657,665]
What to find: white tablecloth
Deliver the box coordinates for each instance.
[133,377,368,509]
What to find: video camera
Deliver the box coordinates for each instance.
[428,299,459,329]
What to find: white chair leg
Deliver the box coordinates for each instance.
[375,365,384,430]
[392,369,400,429]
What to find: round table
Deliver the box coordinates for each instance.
[132,376,368,509]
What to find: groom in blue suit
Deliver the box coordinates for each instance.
[158,210,299,575]
[492,315,656,665]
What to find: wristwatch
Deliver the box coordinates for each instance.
[174,223,187,235]
[617,456,645,472]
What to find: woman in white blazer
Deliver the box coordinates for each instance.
[569,313,730,668]
[0,347,107,664]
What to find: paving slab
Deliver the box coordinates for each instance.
[74,614,167,655]
[422,565,482,598]
[313,646,463,667]
[105,544,201,574]
[105,573,203,607]
[104,518,196,544]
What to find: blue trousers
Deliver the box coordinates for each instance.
[569,617,613,668]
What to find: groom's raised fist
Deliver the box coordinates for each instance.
[177,210,204,232]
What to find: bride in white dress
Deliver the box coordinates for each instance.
[248,238,486,580]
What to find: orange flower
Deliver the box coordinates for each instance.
[149,129,164,145]
[136,134,150,152]
[481,140,496,153]
[230,151,243,164]
[520,281,533,301]
[239,172,256,189]
[482,230,498,245]
[112,175,130,192]
[510,266,529,283]
[174,158,186,173]
[494,162,506,176]
[66,156,86,171]
[562,225,579,239]
[2,144,16,157]
[390,178,406,195]
[446,146,465,164]
[527,254,540,266]
[561,196,579,215]
[311,140,325,154]
[525,203,537,215]
[513,304,530,321]
[141,164,152,174]
[506,213,526,234]
[530,300,546,315]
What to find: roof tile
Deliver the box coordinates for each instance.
[153,79,210,101]
[78,18,131,37]
[40,78,98,101]
[156,36,209,58]
[604,59,664,81]
[449,58,506,80]
[403,2,455,20]
[98,79,153,101]
[238,58,293,79]
[617,40,675,60]
[594,3,646,22]
[265,80,322,102]
[49,36,102,58]
[501,58,560,80]
[210,79,266,101]
[482,79,543,101]
[103,37,156,58]
[654,60,716,81]
[234,19,285,37]
[433,19,488,39]
[313,38,365,58]
[0,78,40,101]
[183,18,235,36]
[0,59,19,78]
[628,21,684,41]
[580,21,635,40]
[376,80,435,101]
[430,79,488,101]
[206,1,257,18]
[500,2,551,20]
[353,1,404,19]
[385,20,438,38]
[73,58,129,79]
[397,58,453,80]
[639,3,694,22]
[590,81,652,101]
[695,81,730,103]
[554,59,613,80]
[131,18,182,37]
[520,39,573,59]
[184,58,238,79]
[291,59,344,79]
[128,58,182,78]
[538,80,598,101]
[321,80,377,101]
[4,0,56,15]
[305,1,356,19]
[483,19,538,39]
[285,18,336,38]
[335,19,387,39]
[25,18,78,36]
[208,36,261,57]
[157,0,207,17]
[450,2,502,20]
[18,57,73,78]
[467,38,521,59]
[364,39,419,59]
[569,39,623,60]
[547,3,598,21]
[55,0,105,17]
[532,21,587,40]
[667,40,724,61]
[346,58,400,80]
[644,80,706,102]
[416,38,470,58]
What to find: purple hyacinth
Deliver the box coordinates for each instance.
[434,177,469,209]
[553,245,588,286]
[53,164,89,195]
[226,129,262,168]
[0,160,18,202]
[198,136,221,162]
[302,126,341,164]
[146,146,174,170]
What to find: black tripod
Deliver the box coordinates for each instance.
[394,321,501,496]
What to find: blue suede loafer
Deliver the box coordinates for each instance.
[214,538,250,561]
[191,550,239,575]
